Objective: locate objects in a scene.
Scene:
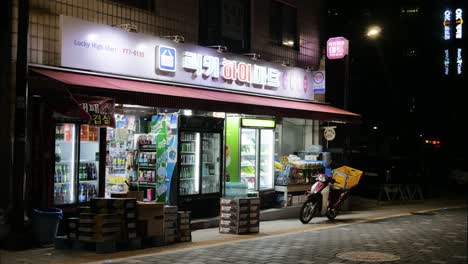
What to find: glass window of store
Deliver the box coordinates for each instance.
[274,118,325,187]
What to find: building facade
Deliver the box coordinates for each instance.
[2,0,356,235]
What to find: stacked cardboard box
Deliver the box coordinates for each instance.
[66,217,79,239]
[90,198,137,240]
[136,202,164,238]
[78,213,121,241]
[248,198,260,233]
[177,211,191,242]
[164,206,178,244]
[219,198,250,235]
[219,197,260,235]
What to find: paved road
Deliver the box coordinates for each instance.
[106,208,467,264]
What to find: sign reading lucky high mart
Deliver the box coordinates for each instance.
[61,16,324,102]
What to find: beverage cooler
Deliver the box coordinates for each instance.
[175,116,224,218]
[240,118,275,191]
[53,123,102,206]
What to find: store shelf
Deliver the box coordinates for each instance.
[131,182,156,186]
[203,161,215,163]
[180,152,196,154]
[241,174,256,178]
[181,163,196,165]
[181,140,196,142]
[55,140,73,143]
[138,166,156,170]
[241,152,256,156]
[54,182,71,185]
[80,180,98,183]
[180,178,196,180]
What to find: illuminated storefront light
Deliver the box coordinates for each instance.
[444,49,450,75]
[444,10,452,40]
[455,8,463,39]
[457,48,463,75]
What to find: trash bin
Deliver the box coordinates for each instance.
[32,208,63,245]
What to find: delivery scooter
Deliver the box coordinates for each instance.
[299,174,350,223]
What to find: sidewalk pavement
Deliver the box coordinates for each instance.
[0,195,465,264]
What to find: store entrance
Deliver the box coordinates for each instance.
[104,106,225,218]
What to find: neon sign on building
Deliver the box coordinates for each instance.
[457,48,463,75]
[444,49,450,75]
[444,10,452,40]
[455,8,463,39]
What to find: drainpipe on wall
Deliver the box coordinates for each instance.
[11,0,30,235]
[0,0,13,229]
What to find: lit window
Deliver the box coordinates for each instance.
[270,1,298,49]
[401,6,420,15]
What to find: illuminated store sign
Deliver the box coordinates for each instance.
[444,10,452,40]
[180,51,280,88]
[457,48,463,75]
[444,49,450,76]
[61,16,322,101]
[455,8,463,39]
[327,37,349,60]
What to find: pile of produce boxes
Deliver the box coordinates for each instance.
[219,197,260,235]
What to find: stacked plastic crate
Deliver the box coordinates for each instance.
[90,198,138,240]
[219,197,260,235]
[177,211,191,242]
[66,217,79,239]
[78,213,121,241]
[164,206,178,244]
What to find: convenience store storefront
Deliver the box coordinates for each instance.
[27,16,360,218]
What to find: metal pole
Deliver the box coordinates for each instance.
[344,48,350,110]
[343,46,350,164]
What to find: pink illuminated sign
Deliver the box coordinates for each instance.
[327,37,349,60]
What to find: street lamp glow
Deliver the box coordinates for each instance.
[366,26,382,38]
[373,126,378,130]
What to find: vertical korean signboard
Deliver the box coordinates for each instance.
[76,96,115,127]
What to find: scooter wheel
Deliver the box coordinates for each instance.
[326,208,337,221]
[299,200,317,224]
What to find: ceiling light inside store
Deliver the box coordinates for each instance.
[213,112,226,118]
[183,109,193,116]
[122,104,153,109]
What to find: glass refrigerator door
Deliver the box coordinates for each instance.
[78,125,100,203]
[241,129,257,190]
[259,129,274,189]
[179,132,200,195]
[201,133,221,194]
[54,123,76,205]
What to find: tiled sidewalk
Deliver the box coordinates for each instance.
[0,197,465,264]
